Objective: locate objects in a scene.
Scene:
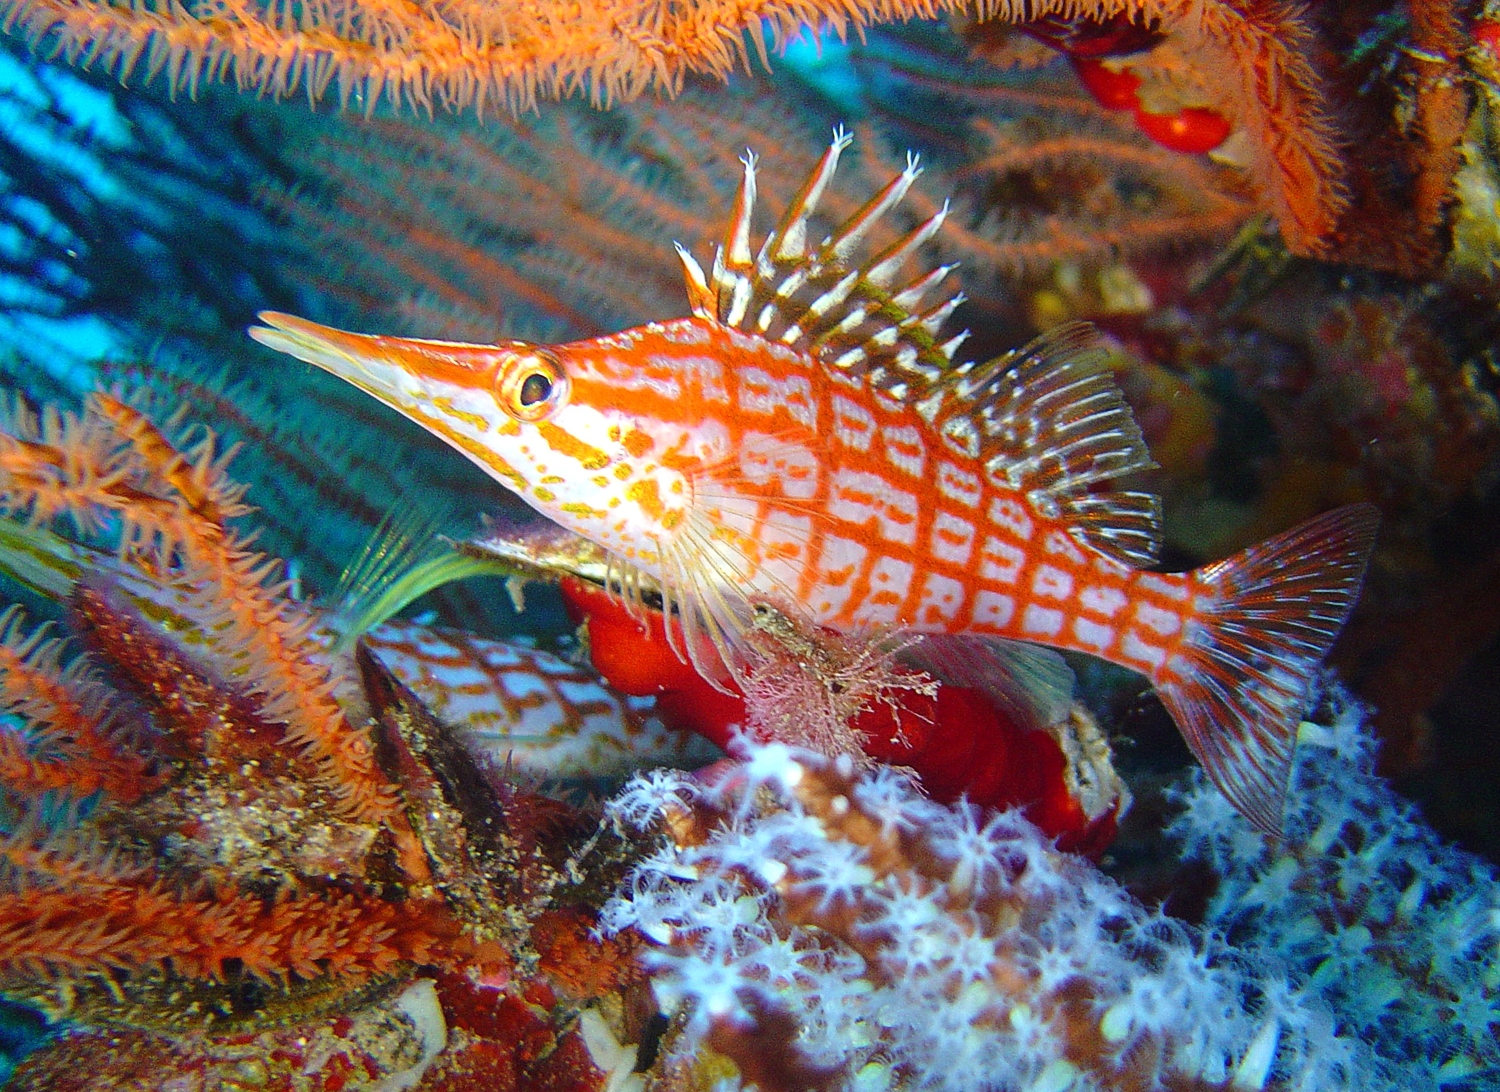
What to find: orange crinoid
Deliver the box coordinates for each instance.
[0,0,1375,259]
[0,393,646,1092]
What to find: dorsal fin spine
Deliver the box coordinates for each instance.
[939,330,970,359]
[826,153,921,265]
[866,200,950,289]
[832,304,877,339]
[912,293,964,337]
[891,265,954,311]
[685,135,968,394]
[709,245,728,304]
[675,242,713,318]
[728,151,758,266]
[774,268,811,301]
[764,127,852,264]
[726,274,753,327]
[807,270,860,321]
[832,346,866,370]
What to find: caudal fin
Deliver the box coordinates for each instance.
[1156,504,1379,835]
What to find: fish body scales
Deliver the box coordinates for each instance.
[561,318,1198,686]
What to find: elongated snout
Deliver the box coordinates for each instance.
[249,312,531,407]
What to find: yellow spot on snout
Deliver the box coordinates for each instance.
[408,405,527,491]
[430,398,491,435]
[537,421,609,470]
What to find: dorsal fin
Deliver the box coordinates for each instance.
[921,322,1161,567]
[676,137,1161,570]
[675,129,968,402]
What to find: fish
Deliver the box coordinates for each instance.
[250,130,1378,834]
[0,508,711,784]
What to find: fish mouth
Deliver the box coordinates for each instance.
[248,311,426,408]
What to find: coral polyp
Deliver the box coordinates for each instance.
[601,741,1390,1092]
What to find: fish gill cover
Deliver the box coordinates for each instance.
[0,4,1496,1091]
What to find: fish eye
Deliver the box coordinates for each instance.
[519,372,552,406]
[501,351,566,422]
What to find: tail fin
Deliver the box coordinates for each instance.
[1156,504,1379,835]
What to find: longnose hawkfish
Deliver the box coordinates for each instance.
[251,131,1377,834]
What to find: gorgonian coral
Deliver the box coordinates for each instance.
[0,0,1416,260]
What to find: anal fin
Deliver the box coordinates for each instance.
[902,633,1076,732]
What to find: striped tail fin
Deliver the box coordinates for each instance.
[1156,504,1379,835]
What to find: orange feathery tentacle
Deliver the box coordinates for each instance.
[0,396,432,879]
[0,608,157,804]
[1,0,1350,256]
[0,882,460,983]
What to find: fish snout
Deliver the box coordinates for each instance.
[249,311,538,408]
